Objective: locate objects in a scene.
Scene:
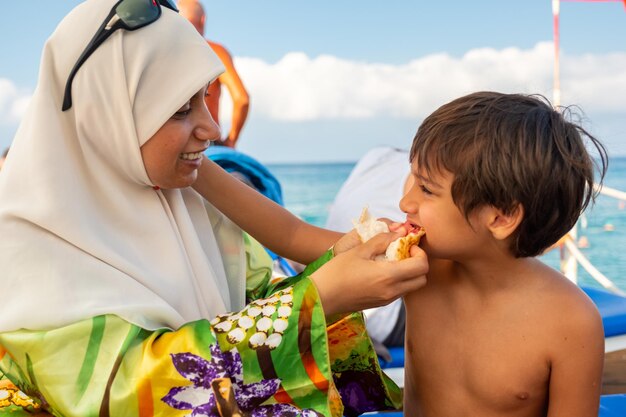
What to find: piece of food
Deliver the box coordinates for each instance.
[353,207,390,242]
[385,227,425,261]
[353,207,425,261]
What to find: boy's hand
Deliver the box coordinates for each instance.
[311,231,428,316]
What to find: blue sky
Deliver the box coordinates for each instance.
[1,0,625,163]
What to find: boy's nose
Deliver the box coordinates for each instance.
[399,192,417,214]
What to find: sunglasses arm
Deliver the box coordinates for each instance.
[62,13,120,111]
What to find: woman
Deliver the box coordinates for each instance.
[0,1,427,416]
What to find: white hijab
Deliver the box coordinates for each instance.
[0,0,247,332]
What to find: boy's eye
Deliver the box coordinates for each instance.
[420,185,433,195]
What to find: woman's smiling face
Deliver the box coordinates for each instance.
[140,84,220,189]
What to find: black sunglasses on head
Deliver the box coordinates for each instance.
[62,0,178,111]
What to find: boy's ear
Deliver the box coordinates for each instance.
[485,203,524,241]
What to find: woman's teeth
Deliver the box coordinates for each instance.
[180,152,202,160]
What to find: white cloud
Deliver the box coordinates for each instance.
[225,42,626,122]
[0,79,32,125]
[4,42,626,133]
[561,52,626,111]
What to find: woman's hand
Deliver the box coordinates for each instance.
[331,218,406,255]
[331,228,362,255]
[310,231,428,316]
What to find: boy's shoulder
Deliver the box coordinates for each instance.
[497,259,605,358]
[534,263,603,332]
[531,260,592,302]
[423,257,601,327]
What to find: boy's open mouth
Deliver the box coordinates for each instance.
[403,221,424,235]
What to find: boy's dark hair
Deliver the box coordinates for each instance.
[409,91,608,258]
[1,147,8,158]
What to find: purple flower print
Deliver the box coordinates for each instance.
[248,404,321,417]
[162,344,321,416]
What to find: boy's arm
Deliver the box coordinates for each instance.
[193,157,342,264]
[546,300,604,417]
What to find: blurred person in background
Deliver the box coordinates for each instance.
[178,0,250,148]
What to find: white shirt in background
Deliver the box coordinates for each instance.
[326,146,411,343]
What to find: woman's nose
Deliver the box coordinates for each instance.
[194,112,221,143]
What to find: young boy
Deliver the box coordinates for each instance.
[401,91,608,417]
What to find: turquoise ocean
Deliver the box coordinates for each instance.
[267,157,626,292]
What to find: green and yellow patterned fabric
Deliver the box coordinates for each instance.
[0,250,400,417]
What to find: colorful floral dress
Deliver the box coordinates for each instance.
[0,248,401,417]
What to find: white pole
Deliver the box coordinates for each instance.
[595,183,626,201]
[553,0,579,281]
[563,239,626,296]
[552,0,561,107]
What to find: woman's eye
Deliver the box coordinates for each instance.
[173,105,191,119]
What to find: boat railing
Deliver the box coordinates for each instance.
[560,184,626,296]
[595,184,626,201]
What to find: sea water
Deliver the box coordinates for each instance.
[268,157,626,292]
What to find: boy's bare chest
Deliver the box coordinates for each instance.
[404,292,551,415]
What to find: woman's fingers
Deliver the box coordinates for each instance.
[358,273,428,309]
[377,218,408,235]
[382,275,428,303]
[332,229,362,255]
[356,231,403,258]
[409,244,422,257]
[357,232,428,273]
[311,231,429,315]
[387,222,407,234]
[389,246,429,278]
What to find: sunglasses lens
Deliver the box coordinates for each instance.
[116,0,160,28]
